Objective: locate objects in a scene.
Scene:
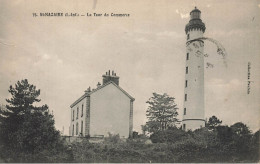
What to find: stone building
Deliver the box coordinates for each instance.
[182,7,206,130]
[69,70,134,138]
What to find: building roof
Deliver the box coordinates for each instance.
[70,81,135,108]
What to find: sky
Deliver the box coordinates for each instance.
[0,0,259,134]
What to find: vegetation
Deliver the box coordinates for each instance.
[143,93,178,133]
[206,115,222,130]
[0,79,69,162]
[69,124,259,163]
[0,83,259,162]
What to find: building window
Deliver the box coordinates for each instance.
[81,121,83,135]
[183,124,186,130]
[72,124,74,136]
[81,104,84,117]
[186,67,188,74]
[72,110,74,121]
[186,53,189,60]
[185,80,188,88]
[77,107,79,119]
[76,122,78,135]
[184,108,186,115]
[185,94,187,101]
[187,34,190,40]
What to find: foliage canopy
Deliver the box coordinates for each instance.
[0,79,67,162]
[145,93,178,133]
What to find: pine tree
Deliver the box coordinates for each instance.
[0,79,62,159]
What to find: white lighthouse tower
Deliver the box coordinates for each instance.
[182,7,206,131]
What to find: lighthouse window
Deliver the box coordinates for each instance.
[72,110,74,121]
[183,124,186,130]
[185,80,188,88]
[184,108,186,115]
[185,94,187,101]
[186,53,189,60]
[186,67,188,74]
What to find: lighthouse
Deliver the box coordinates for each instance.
[182,7,206,130]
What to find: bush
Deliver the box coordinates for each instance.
[104,133,121,144]
[150,127,187,143]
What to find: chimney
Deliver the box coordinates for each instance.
[97,82,101,88]
[102,70,119,85]
[85,86,91,93]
